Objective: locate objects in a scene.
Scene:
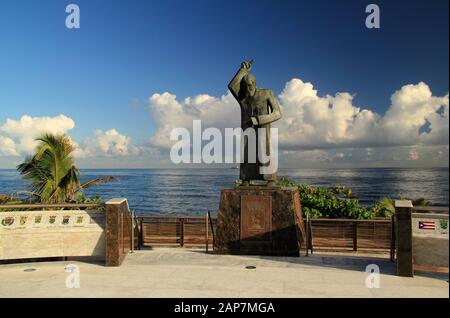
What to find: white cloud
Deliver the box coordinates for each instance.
[0,136,18,156]
[0,115,140,158]
[1,78,448,169]
[147,92,239,149]
[278,79,448,149]
[409,147,419,161]
[281,149,334,162]
[280,145,449,168]
[0,114,75,155]
[76,129,142,157]
[380,82,449,147]
[146,79,448,166]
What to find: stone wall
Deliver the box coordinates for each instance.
[412,213,449,268]
[0,209,105,260]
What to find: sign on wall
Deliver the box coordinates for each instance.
[0,210,104,230]
[412,214,448,237]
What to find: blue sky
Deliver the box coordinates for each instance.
[0,0,448,168]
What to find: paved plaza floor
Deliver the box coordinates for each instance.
[0,248,448,298]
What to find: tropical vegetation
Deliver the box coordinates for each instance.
[271,176,433,219]
[10,133,116,204]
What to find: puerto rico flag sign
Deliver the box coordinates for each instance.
[418,221,436,230]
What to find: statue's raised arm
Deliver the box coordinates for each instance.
[228,60,253,101]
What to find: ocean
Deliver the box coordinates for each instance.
[0,168,448,216]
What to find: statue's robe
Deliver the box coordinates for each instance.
[228,67,282,182]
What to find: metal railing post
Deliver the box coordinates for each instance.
[180,218,184,247]
[130,210,134,253]
[205,212,209,253]
[353,221,358,251]
[208,210,215,250]
[305,214,310,256]
[139,218,144,248]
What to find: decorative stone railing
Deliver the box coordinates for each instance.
[412,212,448,271]
[0,198,132,266]
[394,200,449,277]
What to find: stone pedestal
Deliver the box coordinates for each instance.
[214,187,306,256]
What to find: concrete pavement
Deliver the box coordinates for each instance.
[0,248,448,298]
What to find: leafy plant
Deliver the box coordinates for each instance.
[75,192,102,204]
[299,186,372,219]
[412,198,432,206]
[0,194,11,204]
[0,194,23,205]
[333,185,356,198]
[411,198,433,213]
[16,133,117,204]
[277,176,296,187]
[235,179,256,187]
[372,197,395,218]
[279,177,437,219]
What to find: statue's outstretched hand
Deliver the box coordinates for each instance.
[240,60,253,71]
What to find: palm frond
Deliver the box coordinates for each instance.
[412,198,432,206]
[14,191,41,198]
[77,176,119,191]
[17,133,116,203]
[379,197,395,211]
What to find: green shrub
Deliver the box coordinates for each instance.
[278,177,375,219]
[276,178,434,220]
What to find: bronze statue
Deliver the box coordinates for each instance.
[228,60,282,186]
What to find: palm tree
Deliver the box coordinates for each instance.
[373,197,395,217]
[373,196,433,217]
[17,133,117,203]
[412,197,433,213]
[412,198,432,207]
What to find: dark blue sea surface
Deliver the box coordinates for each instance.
[0,168,448,216]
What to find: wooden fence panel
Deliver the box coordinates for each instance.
[138,215,392,252]
[140,216,217,247]
[357,222,392,249]
[310,220,392,250]
[142,221,180,245]
[311,221,354,248]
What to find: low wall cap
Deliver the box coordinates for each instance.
[395,200,413,208]
[106,198,128,204]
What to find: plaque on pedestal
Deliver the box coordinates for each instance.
[240,195,272,242]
